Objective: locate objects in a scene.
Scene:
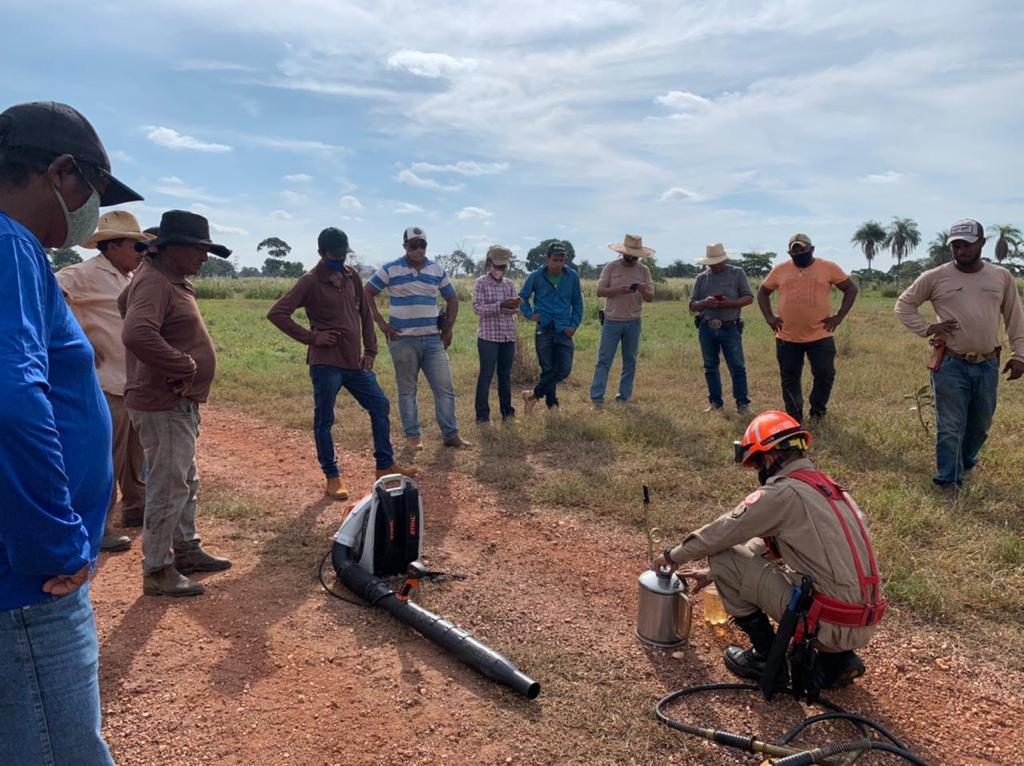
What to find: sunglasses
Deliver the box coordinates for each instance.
[405,241,427,251]
[492,263,509,270]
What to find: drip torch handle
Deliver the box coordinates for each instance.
[642,484,654,566]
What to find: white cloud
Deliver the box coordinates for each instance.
[175,59,256,72]
[249,136,347,158]
[109,150,135,165]
[658,187,701,202]
[153,176,228,204]
[395,169,462,192]
[457,206,493,220]
[386,50,477,79]
[270,209,294,220]
[280,190,308,205]
[655,90,711,111]
[861,171,906,184]
[393,202,425,214]
[211,222,249,236]
[339,195,363,211]
[143,125,232,153]
[284,173,313,183]
[410,161,509,176]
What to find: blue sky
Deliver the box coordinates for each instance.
[3,1,1022,272]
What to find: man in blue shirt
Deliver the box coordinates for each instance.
[519,241,585,412]
[0,101,142,766]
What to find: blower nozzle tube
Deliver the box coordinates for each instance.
[331,543,540,700]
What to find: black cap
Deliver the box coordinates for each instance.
[134,210,231,257]
[546,240,568,257]
[318,227,353,256]
[0,101,143,206]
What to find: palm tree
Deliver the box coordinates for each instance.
[851,220,886,275]
[926,230,950,268]
[884,217,921,285]
[991,224,1022,263]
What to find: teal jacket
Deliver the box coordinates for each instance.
[518,266,584,333]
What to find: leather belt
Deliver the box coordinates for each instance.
[703,318,741,329]
[945,348,999,364]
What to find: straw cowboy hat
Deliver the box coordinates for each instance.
[608,233,655,258]
[82,210,155,249]
[697,243,732,265]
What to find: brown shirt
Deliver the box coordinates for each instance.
[598,259,654,321]
[267,261,377,368]
[118,257,217,410]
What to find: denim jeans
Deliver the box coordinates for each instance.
[590,318,642,403]
[775,337,836,422]
[475,339,516,422]
[311,365,394,475]
[0,583,115,765]
[534,325,574,407]
[129,399,202,574]
[931,355,998,486]
[388,334,459,439]
[698,321,749,408]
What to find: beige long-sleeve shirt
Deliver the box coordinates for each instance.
[56,254,131,395]
[895,262,1024,363]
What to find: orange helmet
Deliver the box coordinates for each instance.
[734,410,811,466]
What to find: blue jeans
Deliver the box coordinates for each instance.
[699,321,750,407]
[931,355,998,486]
[590,319,642,403]
[533,325,574,407]
[0,583,115,765]
[311,365,393,475]
[475,339,516,422]
[388,334,459,439]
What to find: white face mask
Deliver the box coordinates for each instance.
[52,183,101,248]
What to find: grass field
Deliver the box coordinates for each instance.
[198,278,1024,635]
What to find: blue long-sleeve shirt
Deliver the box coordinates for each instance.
[0,210,112,610]
[518,265,584,333]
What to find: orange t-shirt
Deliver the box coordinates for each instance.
[761,258,849,343]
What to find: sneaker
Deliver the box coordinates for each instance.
[737,404,751,415]
[325,476,349,500]
[376,463,418,479]
[100,531,131,553]
[443,435,473,449]
[143,565,205,597]
[703,404,724,413]
[405,436,424,451]
[172,546,232,574]
[590,400,604,411]
[521,390,538,416]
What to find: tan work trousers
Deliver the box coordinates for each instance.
[709,541,876,653]
[105,392,146,525]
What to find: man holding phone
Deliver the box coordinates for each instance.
[590,234,655,407]
[691,243,754,413]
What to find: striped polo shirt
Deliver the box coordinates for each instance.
[367,256,456,336]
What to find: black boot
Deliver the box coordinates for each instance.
[723,611,786,684]
[820,651,865,689]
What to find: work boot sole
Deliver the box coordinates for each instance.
[143,582,205,597]
[723,650,789,686]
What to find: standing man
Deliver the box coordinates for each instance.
[365,226,471,449]
[58,211,153,552]
[690,243,754,414]
[472,244,520,423]
[654,411,885,690]
[589,234,655,407]
[758,234,858,422]
[268,227,416,500]
[895,219,1024,489]
[120,210,233,597]
[519,241,584,413]
[0,100,141,766]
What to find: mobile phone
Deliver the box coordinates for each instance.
[713,294,726,300]
[629,282,640,292]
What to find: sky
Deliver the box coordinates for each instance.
[3,0,1022,272]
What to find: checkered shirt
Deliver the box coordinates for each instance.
[473,273,518,342]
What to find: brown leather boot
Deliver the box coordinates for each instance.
[325,477,349,500]
[173,546,232,574]
[143,565,205,597]
[375,463,419,479]
[100,530,131,553]
[443,434,473,449]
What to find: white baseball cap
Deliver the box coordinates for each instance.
[403,226,427,244]
[947,219,984,244]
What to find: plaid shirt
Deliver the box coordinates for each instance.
[473,273,518,342]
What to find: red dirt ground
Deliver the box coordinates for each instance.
[91,408,1023,765]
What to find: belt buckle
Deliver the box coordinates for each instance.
[708,318,722,329]
[964,352,983,363]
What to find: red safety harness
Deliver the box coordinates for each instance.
[785,469,888,641]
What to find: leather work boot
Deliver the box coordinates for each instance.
[121,512,144,528]
[143,565,205,597]
[723,610,787,685]
[443,434,473,449]
[521,390,538,416]
[405,436,424,451]
[173,546,233,574]
[325,477,349,501]
[376,463,419,479]
[100,531,132,553]
[821,651,866,689]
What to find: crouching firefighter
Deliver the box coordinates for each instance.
[653,410,886,697]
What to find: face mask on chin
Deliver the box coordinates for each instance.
[790,250,814,268]
[52,185,100,248]
[323,257,346,271]
[623,255,639,265]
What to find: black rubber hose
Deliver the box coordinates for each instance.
[331,542,541,699]
[780,711,911,750]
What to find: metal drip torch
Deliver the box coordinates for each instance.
[636,485,692,648]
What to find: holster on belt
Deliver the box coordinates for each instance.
[927,338,946,372]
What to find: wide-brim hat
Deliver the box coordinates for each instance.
[136,209,231,257]
[486,244,512,265]
[608,233,655,258]
[698,242,731,265]
[83,210,155,249]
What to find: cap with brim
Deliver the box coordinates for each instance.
[135,209,231,257]
[318,226,354,256]
[947,219,984,244]
[788,233,813,250]
[83,210,155,249]
[486,245,511,265]
[697,242,731,265]
[546,241,568,256]
[0,101,143,206]
[608,233,655,258]
[403,226,427,244]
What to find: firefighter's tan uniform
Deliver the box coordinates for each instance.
[668,457,881,653]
